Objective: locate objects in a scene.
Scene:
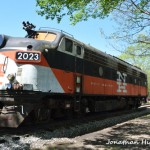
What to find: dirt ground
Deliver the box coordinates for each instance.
[45,113,150,150]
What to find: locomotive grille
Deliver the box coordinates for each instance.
[17,68,22,76]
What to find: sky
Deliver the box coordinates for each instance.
[0,0,120,56]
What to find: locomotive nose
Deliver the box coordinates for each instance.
[0,34,9,48]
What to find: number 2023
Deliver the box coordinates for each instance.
[17,52,39,61]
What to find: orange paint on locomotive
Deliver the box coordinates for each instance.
[82,74,147,96]
[51,68,75,93]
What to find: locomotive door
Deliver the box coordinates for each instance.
[74,44,84,94]
[138,80,141,96]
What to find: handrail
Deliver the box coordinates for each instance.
[38,27,74,37]
[3,56,8,73]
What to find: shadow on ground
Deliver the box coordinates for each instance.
[44,115,150,150]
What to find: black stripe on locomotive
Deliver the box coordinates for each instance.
[40,33,147,88]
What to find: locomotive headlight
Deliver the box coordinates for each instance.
[7,73,15,82]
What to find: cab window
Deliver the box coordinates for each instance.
[65,39,73,53]
[76,45,81,55]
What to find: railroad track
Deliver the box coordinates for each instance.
[0,105,150,137]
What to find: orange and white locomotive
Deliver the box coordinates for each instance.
[0,22,148,127]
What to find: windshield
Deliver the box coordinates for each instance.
[34,32,57,42]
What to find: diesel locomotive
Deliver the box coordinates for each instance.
[0,22,148,127]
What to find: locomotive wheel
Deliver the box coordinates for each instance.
[63,109,73,119]
[34,107,51,122]
[0,102,3,114]
[80,98,86,112]
[74,98,89,118]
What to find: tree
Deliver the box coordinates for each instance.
[110,0,150,45]
[119,37,150,91]
[107,34,150,55]
[36,0,150,45]
[36,0,124,25]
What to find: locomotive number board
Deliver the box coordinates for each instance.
[15,51,41,62]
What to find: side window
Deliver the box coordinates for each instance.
[65,39,73,53]
[76,45,81,55]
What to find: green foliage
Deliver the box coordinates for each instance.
[119,35,150,91]
[36,0,124,25]
[110,0,150,45]
[36,0,149,45]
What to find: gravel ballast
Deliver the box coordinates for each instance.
[0,107,150,150]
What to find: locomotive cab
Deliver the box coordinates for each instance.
[0,25,64,93]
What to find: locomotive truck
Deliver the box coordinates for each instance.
[0,22,148,127]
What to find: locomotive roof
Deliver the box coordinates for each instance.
[37,28,144,74]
